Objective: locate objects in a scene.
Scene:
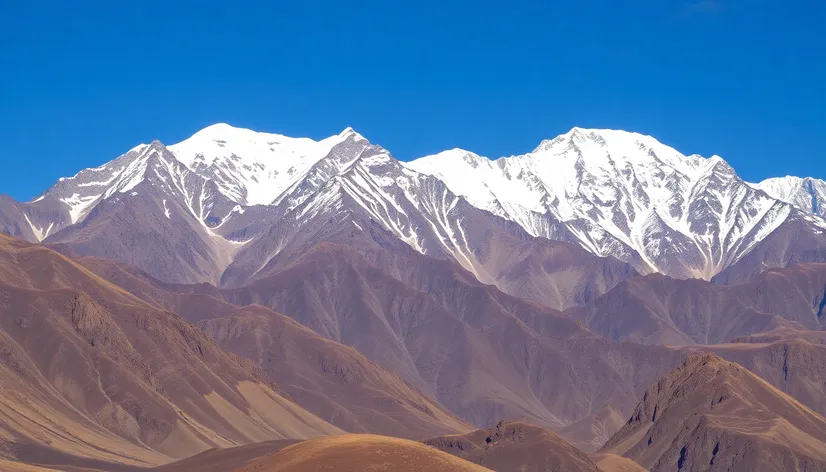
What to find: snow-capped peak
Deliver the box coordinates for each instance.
[31,140,174,226]
[17,123,826,284]
[338,126,367,141]
[752,175,826,219]
[168,123,349,206]
[529,127,716,175]
[407,128,801,279]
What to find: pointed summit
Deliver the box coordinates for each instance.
[147,139,168,152]
[601,354,826,472]
[338,126,367,143]
[532,126,602,153]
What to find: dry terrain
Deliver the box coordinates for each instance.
[426,421,600,472]
[235,434,492,472]
[568,264,826,345]
[602,354,826,471]
[152,439,298,472]
[0,233,339,469]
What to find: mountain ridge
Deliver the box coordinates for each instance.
[3,124,826,293]
[601,354,826,471]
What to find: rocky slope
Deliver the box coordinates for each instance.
[0,233,339,470]
[68,236,826,454]
[165,242,689,449]
[567,263,826,345]
[198,304,472,439]
[601,354,826,471]
[80,238,826,449]
[60,253,472,440]
[408,128,826,281]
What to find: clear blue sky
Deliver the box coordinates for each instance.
[1,0,824,201]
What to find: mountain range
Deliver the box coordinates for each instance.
[3,123,826,471]
[3,124,826,301]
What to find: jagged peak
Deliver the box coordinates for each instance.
[533,127,671,154]
[756,175,824,186]
[145,139,169,153]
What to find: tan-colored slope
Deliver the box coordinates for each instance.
[77,239,826,456]
[601,354,826,472]
[732,327,826,345]
[226,243,683,414]
[151,439,298,472]
[702,336,826,419]
[558,406,629,453]
[589,453,647,472]
[425,421,600,472]
[0,460,61,472]
[200,243,688,450]
[0,234,339,469]
[74,241,677,451]
[71,255,235,321]
[198,305,472,439]
[236,434,493,472]
[71,255,471,439]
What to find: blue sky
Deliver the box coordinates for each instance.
[1,0,823,201]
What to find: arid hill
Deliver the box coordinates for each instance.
[425,421,600,472]
[72,245,669,449]
[65,254,471,439]
[73,241,826,454]
[703,336,826,418]
[209,243,689,444]
[601,354,826,471]
[590,453,647,472]
[152,439,298,472]
[0,233,339,470]
[198,304,472,439]
[234,434,493,472]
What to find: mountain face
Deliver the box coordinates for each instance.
[601,354,826,472]
[198,305,473,440]
[408,128,826,281]
[1,124,640,308]
[61,254,471,440]
[567,263,826,345]
[142,241,694,450]
[753,176,826,220]
[160,243,826,452]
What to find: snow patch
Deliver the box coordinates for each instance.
[60,193,100,224]
[23,213,54,242]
